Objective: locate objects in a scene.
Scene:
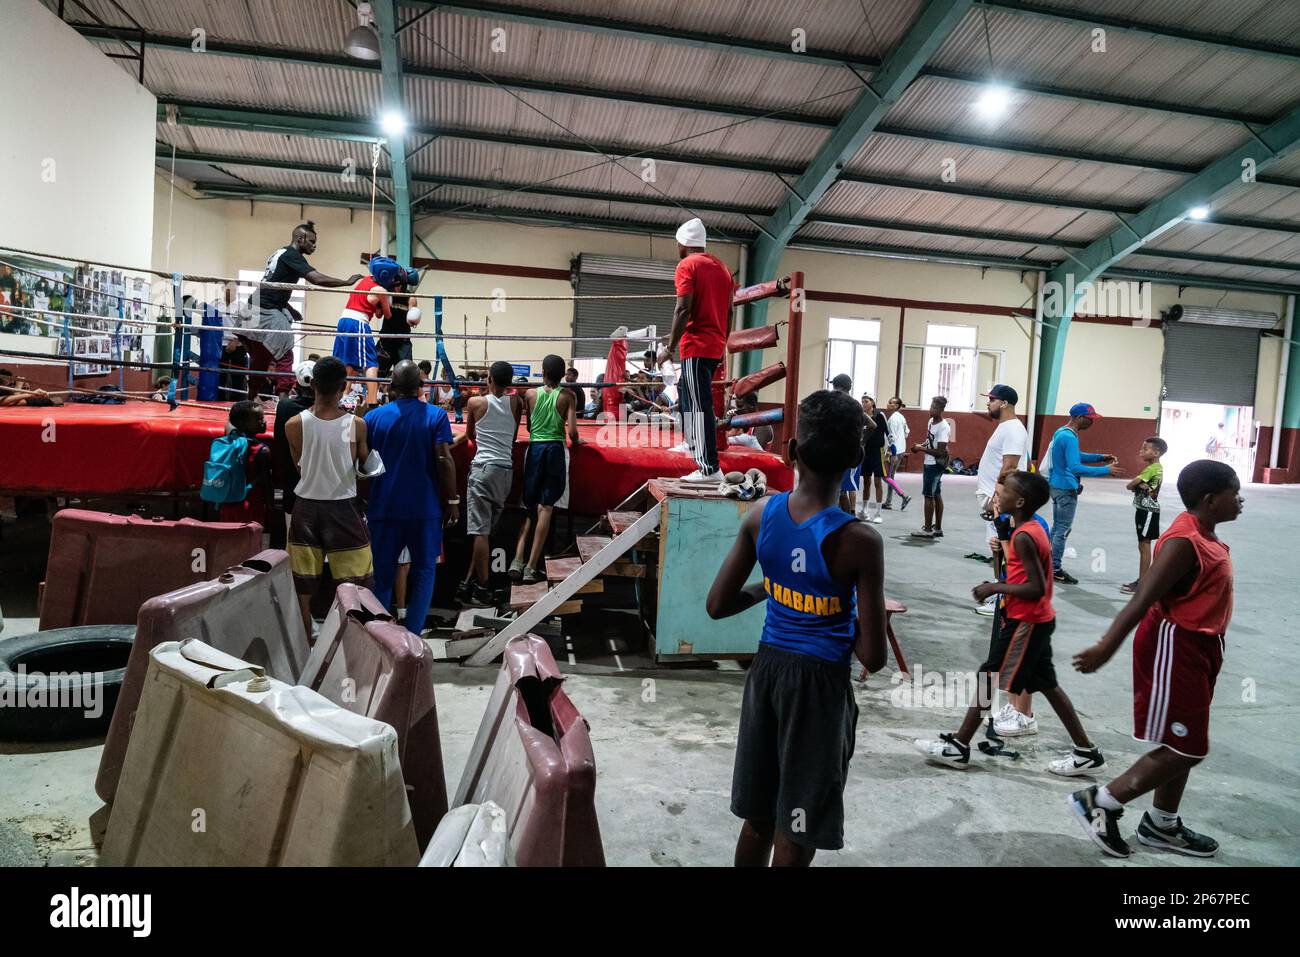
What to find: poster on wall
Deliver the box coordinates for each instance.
[1,249,151,377]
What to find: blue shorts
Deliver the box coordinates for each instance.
[332,316,377,370]
[523,441,567,509]
[922,463,945,498]
[840,468,858,493]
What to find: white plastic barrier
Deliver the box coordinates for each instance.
[100,639,419,867]
[418,801,513,867]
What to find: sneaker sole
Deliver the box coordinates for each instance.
[1049,759,1107,777]
[1066,795,1131,858]
[1135,830,1218,858]
[992,725,1038,737]
[974,608,996,617]
[913,742,969,769]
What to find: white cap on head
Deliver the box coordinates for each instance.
[675,217,707,248]
[293,360,315,387]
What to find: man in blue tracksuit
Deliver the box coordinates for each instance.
[1046,402,1123,584]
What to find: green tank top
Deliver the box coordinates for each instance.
[530,386,565,443]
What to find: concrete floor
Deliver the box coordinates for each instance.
[2,473,1297,866]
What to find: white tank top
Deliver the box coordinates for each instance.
[473,393,516,467]
[294,409,358,500]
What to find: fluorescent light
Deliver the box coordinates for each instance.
[1188,206,1209,220]
[381,111,407,136]
[973,84,1012,119]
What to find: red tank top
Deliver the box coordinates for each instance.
[1004,519,1054,624]
[1155,511,1233,635]
[344,276,384,320]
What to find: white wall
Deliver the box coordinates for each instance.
[0,0,155,266]
[147,186,1289,418]
[0,0,157,364]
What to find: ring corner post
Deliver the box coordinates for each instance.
[781,270,805,466]
[168,272,182,407]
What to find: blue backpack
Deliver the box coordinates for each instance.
[201,433,251,504]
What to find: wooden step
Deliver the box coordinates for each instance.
[509,581,584,615]
[606,510,649,535]
[545,557,602,594]
[576,535,612,563]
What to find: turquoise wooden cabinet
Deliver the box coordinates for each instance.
[651,491,767,661]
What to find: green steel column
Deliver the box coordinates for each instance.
[374,0,412,265]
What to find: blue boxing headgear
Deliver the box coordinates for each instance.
[368,255,402,290]
[404,268,420,288]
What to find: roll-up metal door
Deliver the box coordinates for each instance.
[1162,321,1260,405]
[572,255,677,358]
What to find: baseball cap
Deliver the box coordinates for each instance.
[294,360,315,387]
[1069,402,1101,418]
[981,384,1018,404]
[830,373,853,392]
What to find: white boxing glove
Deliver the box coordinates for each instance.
[406,307,422,328]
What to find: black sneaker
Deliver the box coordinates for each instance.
[469,584,496,608]
[1119,580,1138,594]
[1067,786,1131,858]
[931,529,944,539]
[900,495,912,511]
[1054,569,1079,584]
[455,579,474,604]
[881,502,893,510]
[1136,812,1219,858]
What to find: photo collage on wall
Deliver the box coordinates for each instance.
[1,251,152,378]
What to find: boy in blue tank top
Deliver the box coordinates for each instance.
[708,390,888,865]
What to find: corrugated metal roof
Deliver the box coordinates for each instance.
[930,3,1300,119]
[1119,252,1300,286]
[884,75,1252,168]
[50,0,1300,289]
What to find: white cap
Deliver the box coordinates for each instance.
[293,360,315,387]
[675,217,707,248]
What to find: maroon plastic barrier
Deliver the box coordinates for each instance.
[39,509,262,630]
[454,635,604,867]
[303,584,448,850]
[95,549,311,804]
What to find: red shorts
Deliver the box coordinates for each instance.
[1132,610,1224,759]
[239,337,295,397]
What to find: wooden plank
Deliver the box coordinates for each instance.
[606,510,647,535]
[454,608,481,634]
[553,600,583,616]
[545,557,582,582]
[425,633,492,661]
[468,505,663,665]
[576,536,612,563]
[603,562,646,578]
[508,581,550,610]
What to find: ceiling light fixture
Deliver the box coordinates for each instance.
[973,83,1012,120]
[345,1,381,61]
[381,111,408,137]
[1188,206,1209,220]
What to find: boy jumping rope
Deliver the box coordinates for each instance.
[1069,459,1241,859]
[708,390,888,866]
[913,471,1106,775]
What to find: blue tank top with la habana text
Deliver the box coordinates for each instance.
[758,492,858,664]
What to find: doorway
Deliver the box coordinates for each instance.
[1159,401,1256,486]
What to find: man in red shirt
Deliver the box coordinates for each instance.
[668,218,733,483]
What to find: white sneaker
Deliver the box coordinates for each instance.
[871,514,883,524]
[993,709,1038,737]
[993,702,1015,724]
[669,442,691,453]
[974,595,997,617]
[1048,747,1107,777]
[913,734,970,769]
[681,468,724,484]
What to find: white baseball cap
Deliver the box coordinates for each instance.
[293,360,315,387]
[675,217,707,248]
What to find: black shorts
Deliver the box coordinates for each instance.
[731,645,859,851]
[1135,507,1160,541]
[861,447,886,478]
[522,441,567,509]
[980,616,1057,694]
[376,337,412,376]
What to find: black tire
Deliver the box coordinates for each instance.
[0,625,135,741]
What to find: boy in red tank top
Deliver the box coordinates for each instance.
[1069,460,1241,860]
[914,471,1105,774]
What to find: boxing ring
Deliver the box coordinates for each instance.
[0,247,804,515]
